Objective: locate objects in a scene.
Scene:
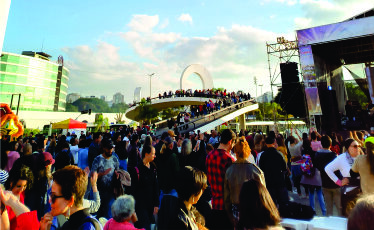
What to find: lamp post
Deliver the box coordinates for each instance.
[259,84,264,121]
[147,73,155,104]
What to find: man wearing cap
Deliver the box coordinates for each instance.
[206,129,236,230]
[167,130,179,154]
[91,138,119,219]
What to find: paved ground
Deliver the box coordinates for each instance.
[288,189,339,217]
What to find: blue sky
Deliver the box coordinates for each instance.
[3,0,373,102]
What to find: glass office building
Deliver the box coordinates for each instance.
[0,51,69,111]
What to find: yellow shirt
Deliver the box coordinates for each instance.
[352,155,374,195]
[277,146,288,163]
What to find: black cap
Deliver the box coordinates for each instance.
[164,136,173,145]
[101,138,113,149]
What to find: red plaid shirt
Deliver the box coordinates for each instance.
[206,148,235,210]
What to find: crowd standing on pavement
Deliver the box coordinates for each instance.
[1,120,374,230]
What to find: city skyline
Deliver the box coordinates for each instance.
[3,0,373,102]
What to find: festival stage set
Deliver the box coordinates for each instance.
[296,9,374,132]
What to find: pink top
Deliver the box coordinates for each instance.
[103,219,145,230]
[311,141,322,152]
[5,151,20,172]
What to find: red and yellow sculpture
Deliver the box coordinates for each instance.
[0,103,24,140]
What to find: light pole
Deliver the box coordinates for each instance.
[259,84,264,121]
[147,73,155,103]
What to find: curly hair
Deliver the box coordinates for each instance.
[233,136,250,159]
[5,164,34,191]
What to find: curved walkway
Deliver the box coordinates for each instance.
[125,96,219,121]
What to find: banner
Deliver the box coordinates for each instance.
[298,45,322,115]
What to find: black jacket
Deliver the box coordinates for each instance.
[314,150,340,189]
[259,147,287,189]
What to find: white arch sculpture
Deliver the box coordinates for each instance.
[180,64,214,90]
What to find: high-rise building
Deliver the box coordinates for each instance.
[0,51,69,111]
[67,93,81,103]
[113,92,124,104]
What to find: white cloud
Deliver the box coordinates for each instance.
[63,15,293,101]
[294,17,312,29]
[178,13,193,24]
[127,15,159,33]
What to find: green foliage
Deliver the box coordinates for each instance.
[345,82,368,108]
[94,114,109,132]
[135,99,159,123]
[66,103,79,112]
[111,103,129,113]
[71,98,111,113]
[24,128,41,136]
[254,102,286,121]
[159,107,183,120]
[212,87,225,92]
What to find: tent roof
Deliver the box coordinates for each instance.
[52,118,87,129]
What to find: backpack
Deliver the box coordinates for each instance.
[279,201,315,220]
[300,155,315,177]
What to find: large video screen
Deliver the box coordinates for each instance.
[297,16,374,46]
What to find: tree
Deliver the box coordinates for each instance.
[65,103,79,112]
[94,113,109,132]
[111,103,129,113]
[135,99,159,124]
[345,82,368,109]
[72,98,111,113]
[274,86,307,118]
[159,107,183,120]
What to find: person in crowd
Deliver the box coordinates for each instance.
[347,194,374,230]
[10,151,54,220]
[22,143,32,156]
[1,185,40,230]
[224,137,265,227]
[54,142,74,172]
[325,138,361,216]
[206,129,236,230]
[329,133,340,155]
[40,165,101,230]
[238,180,283,230]
[276,136,288,163]
[46,137,57,158]
[259,136,289,207]
[310,130,322,152]
[5,141,20,172]
[113,133,128,170]
[70,138,79,166]
[351,136,374,195]
[91,138,119,219]
[169,166,208,230]
[104,194,143,230]
[300,139,326,216]
[78,139,91,171]
[288,130,307,198]
[314,135,341,216]
[190,133,207,172]
[88,133,102,169]
[179,139,193,168]
[5,164,34,229]
[157,136,180,200]
[133,145,159,230]
[253,133,263,154]
[208,131,219,146]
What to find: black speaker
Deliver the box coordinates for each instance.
[319,89,340,132]
[277,62,307,118]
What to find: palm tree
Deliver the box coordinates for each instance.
[94,113,109,132]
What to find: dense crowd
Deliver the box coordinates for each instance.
[130,89,251,107]
[1,125,374,230]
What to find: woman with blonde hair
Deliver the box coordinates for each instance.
[224,137,265,227]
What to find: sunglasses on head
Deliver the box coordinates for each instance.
[50,194,64,204]
[350,145,360,148]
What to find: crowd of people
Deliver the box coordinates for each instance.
[130,88,252,107]
[1,125,374,230]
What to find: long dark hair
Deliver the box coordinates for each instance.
[238,180,280,229]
